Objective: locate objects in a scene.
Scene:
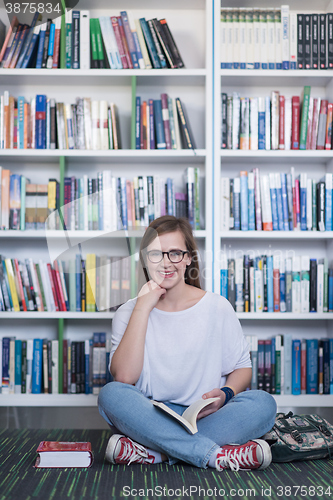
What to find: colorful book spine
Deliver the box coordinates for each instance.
[292,340,301,395]
[306,339,318,394]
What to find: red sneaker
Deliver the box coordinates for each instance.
[216,439,272,471]
[105,434,155,465]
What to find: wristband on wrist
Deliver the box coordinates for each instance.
[220,386,235,406]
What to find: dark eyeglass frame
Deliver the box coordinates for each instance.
[146,249,190,264]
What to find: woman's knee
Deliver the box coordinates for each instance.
[236,389,277,419]
[98,381,131,409]
[251,390,277,419]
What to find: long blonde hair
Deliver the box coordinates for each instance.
[137,216,202,292]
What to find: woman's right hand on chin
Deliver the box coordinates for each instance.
[136,280,166,312]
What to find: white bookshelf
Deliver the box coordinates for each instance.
[1,393,332,408]
[0,0,213,405]
[1,0,332,411]
[214,1,333,408]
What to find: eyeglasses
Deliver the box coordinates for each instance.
[146,249,190,264]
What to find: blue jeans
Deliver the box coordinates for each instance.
[98,382,277,468]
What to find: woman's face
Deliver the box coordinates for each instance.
[145,230,191,289]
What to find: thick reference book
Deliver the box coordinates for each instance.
[151,397,219,434]
[35,441,93,468]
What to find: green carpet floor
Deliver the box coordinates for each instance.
[0,429,333,500]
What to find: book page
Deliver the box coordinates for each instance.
[151,397,219,434]
[181,397,220,431]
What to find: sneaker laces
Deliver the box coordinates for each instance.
[216,444,257,472]
[118,438,150,465]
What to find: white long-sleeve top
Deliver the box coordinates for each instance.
[109,291,251,406]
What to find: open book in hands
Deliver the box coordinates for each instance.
[151,397,220,434]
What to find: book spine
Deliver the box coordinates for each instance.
[139,18,161,69]
[304,14,311,69]
[320,14,327,69]
[291,96,300,149]
[281,5,289,69]
[120,11,139,68]
[297,14,304,69]
[160,93,172,149]
[306,339,318,394]
[257,340,265,391]
[80,11,90,70]
[328,14,333,69]
[325,103,333,150]
[147,19,167,68]
[316,99,328,149]
[311,14,319,69]
[299,86,311,150]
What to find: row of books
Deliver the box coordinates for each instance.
[135,95,196,150]
[247,336,333,395]
[221,255,333,313]
[0,168,200,231]
[0,333,112,395]
[220,168,333,232]
[221,87,333,151]
[0,92,122,150]
[0,10,184,70]
[0,254,132,313]
[0,91,194,150]
[221,7,333,70]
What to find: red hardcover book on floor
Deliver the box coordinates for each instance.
[279,95,285,150]
[291,96,300,149]
[35,441,93,468]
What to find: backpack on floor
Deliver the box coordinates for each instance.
[262,412,333,462]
